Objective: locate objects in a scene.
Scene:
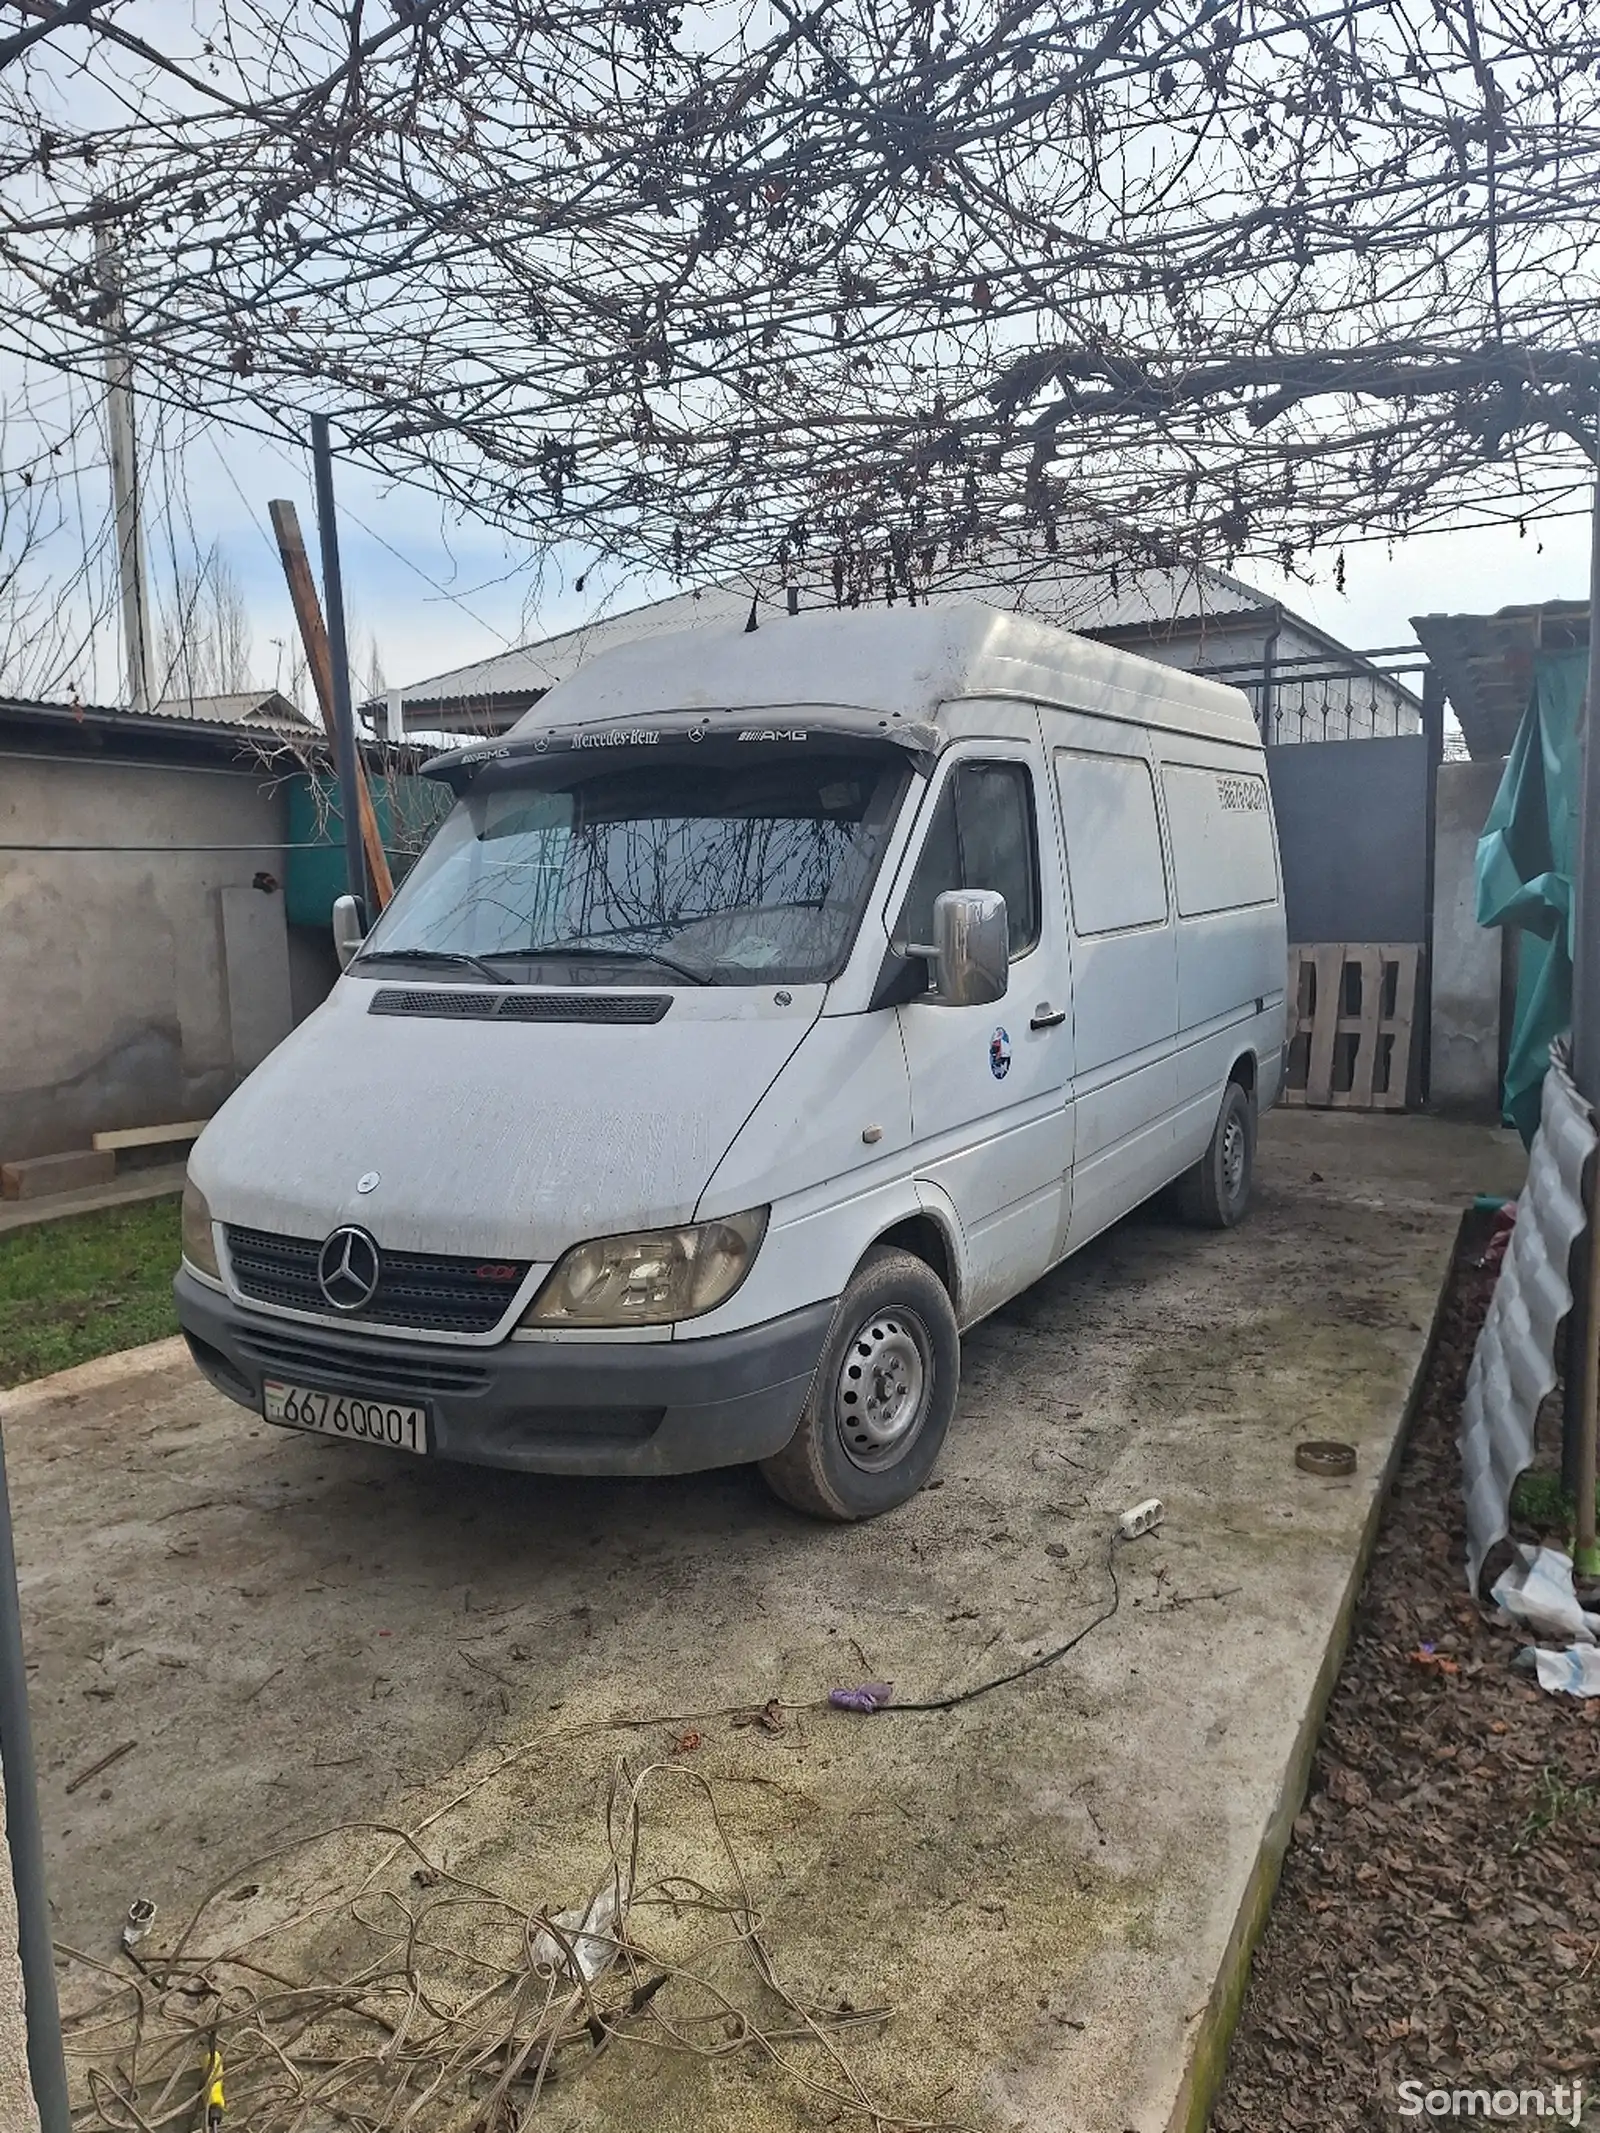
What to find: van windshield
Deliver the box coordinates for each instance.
[356,744,911,987]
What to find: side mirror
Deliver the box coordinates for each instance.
[332,893,368,971]
[930,889,1008,1006]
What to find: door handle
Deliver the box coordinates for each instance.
[1030,1003,1067,1030]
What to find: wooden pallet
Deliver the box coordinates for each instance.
[1283,943,1422,1111]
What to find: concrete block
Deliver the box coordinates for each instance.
[1431,757,1508,1113]
[219,884,295,1076]
[0,1147,116,1200]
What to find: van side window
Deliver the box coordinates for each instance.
[1054,751,1168,934]
[896,761,1040,957]
[1161,763,1278,915]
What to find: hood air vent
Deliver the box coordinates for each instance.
[370,988,500,1018]
[497,992,670,1023]
[370,987,671,1024]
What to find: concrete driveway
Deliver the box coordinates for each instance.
[5,1110,1522,2132]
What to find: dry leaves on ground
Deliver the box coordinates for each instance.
[1214,1225,1600,2131]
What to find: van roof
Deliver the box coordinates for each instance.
[505,600,1260,749]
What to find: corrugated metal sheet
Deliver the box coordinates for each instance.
[0,691,121,719]
[147,689,313,730]
[1462,1042,1596,1590]
[0,689,313,738]
[1411,601,1589,762]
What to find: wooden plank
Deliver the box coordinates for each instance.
[2,1150,115,1199]
[1378,944,1421,1111]
[1304,945,1345,1108]
[267,499,396,910]
[1337,946,1384,1110]
[1283,940,1422,1114]
[1288,955,1305,1109]
[91,1121,208,1153]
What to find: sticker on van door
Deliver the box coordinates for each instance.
[989,1027,1012,1080]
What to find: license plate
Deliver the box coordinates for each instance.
[262,1379,427,1455]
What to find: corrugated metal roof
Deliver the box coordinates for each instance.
[148,689,314,730]
[1461,1042,1595,1591]
[391,561,1274,724]
[0,692,122,720]
[1411,602,1588,762]
[0,689,315,741]
[933,557,1268,635]
[0,692,325,759]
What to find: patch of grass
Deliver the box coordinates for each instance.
[1512,1765,1598,1855]
[1510,1466,1600,1534]
[0,1195,182,1389]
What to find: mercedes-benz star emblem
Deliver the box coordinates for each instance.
[317,1226,381,1312]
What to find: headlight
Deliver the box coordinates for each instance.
[520,1208,769,1327]
[181,1181,221,1281]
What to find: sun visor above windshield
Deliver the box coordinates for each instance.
[422,709,943,790]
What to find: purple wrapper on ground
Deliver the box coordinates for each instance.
[829,1683,894,1712]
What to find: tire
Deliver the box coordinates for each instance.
[1174,1078,1256,1229]
[760,1246,960,1521]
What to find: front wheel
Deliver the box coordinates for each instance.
[760,1247,960,1520]
[1174,1079,1256,1229]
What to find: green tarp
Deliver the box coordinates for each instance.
[1474,649,1586,1144]
[284,772,452,929]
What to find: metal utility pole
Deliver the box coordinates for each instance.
[94,227,155,717]
[1562,467,1600,1576]
[0,1426,70,2133]
[310,417,371,916]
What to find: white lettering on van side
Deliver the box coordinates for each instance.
[1217,774,1266,811]
[573,729,660,748]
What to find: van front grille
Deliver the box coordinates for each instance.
[225,1226,528,1335]
[233,1323,493,1398]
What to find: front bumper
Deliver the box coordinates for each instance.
[173,1268,834,1477]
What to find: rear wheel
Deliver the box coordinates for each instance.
[1175,1078,1256,1229]
[760,1246,960,1520]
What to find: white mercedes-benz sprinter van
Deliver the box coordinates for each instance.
[175,604,1286,1519]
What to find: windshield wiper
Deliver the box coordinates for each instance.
[357,947,514,986]
[526,942,712,986]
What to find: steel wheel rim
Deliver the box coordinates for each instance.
[834,1309,930,1472]
[1222,1110,1248,1201]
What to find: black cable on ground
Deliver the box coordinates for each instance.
[881,1527,1124,1715]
